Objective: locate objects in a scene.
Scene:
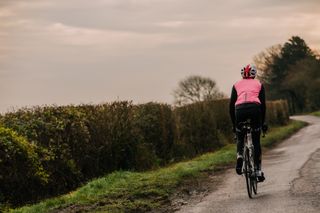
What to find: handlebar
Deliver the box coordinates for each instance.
[233,123,268,138]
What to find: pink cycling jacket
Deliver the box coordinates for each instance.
[234,79,262,106]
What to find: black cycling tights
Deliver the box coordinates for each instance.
[236,105,262,169]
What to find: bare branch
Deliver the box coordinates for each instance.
[173,75,225,106]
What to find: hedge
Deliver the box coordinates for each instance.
[0,99,289,207]
[133,103,175,167]
[0,127,48,205]
[0,106,91,200]
[266,100,290,125]
[174,101,221,159]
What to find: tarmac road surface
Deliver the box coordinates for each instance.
[176,115,320,213]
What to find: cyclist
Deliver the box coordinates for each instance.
[229,64,266,182]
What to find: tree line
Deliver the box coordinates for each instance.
[173,36,320,114]
[254,36,320,114]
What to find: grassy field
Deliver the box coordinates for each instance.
[10,120,307,213]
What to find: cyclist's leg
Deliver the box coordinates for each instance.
[252,128,265,182]
[250,106,262,169]
[235,108,247,174]
[235,108,246,156]
[252,128,261,169]
[249,106,265,181]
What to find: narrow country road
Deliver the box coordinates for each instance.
[176,115,320,213]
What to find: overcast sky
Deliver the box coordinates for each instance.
[0,0,319,112]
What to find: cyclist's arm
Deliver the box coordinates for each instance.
[259,84,266,124]
[229,86,237,127]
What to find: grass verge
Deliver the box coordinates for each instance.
[311,111,320,117]
[261,120,307,148]
[10,119,307,213]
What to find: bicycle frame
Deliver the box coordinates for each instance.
[239,120,258,198]
[243,125,255,176]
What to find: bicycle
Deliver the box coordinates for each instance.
[237,120,266,198]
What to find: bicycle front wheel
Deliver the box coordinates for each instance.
[252,176,257,195]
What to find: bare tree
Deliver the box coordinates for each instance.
[173,75,225,106]
[253,44,282,84]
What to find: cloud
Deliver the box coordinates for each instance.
[1,0,54,10]
[1,0,320,112]
[156,21,186,28]
[0,7,15,17]
[226,13,320,31]
[45,22,182,48]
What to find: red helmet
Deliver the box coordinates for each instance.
[241,64,257,79]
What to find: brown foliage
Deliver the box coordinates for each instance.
[0,99,288,206]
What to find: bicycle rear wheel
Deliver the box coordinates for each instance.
[244,149,253,198]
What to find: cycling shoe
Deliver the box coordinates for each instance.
[256,170,265,182]
[236,154,243,175]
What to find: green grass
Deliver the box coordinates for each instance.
[261,120,307,148]
[311,111,320,116]
[10,120,307,213]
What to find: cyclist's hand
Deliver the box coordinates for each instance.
[233,135,237,143]
[262,123,268,133]
[232,126,237,143]
[261,123,269,134]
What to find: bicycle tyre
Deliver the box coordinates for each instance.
[252,177,257,195]
[250,147,258,195]
[244,149,253,198]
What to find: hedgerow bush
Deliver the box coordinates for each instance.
[0,127,48,205]
[266,100,289,125]
[0,99,289,207]
[78,102,137,176]
[0,106,91,201]
[133,103,175,167]
[174,101,220,158]
[208,99,234,143]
